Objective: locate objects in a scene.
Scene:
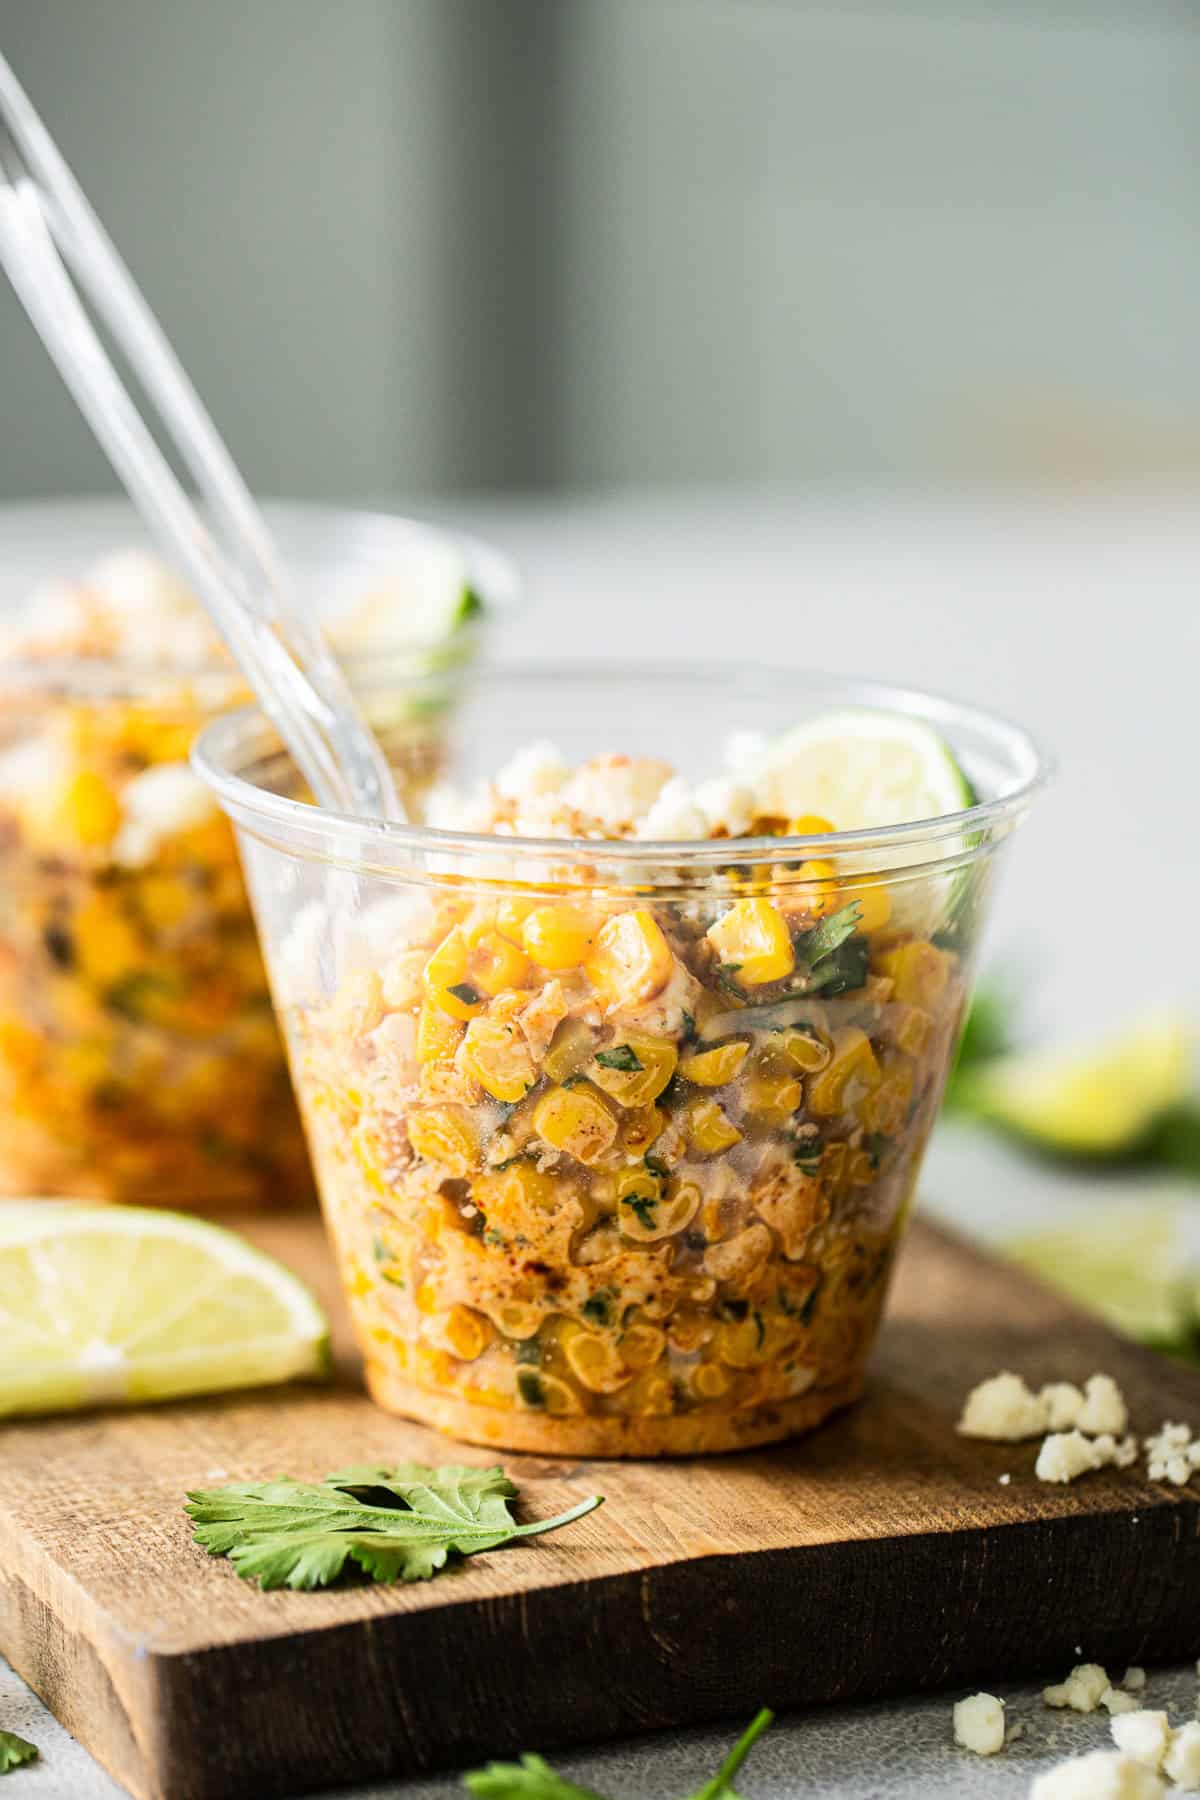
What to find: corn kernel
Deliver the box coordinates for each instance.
[679,1041,749,1086]
[417,997,465,1064]
[541,1016,595,1084]
[692,1362,731,1400]
[585,908,674,1006]
[522,904,593,971]
[457,1003,538,1101]
[620,1104,666,1155]
[424,927,486,1020]
[442,1304,491,1361]
[617,1174,700,1242]
[781,1026,833,1073]
[620,1322,666,1368]
[895,1005,934,1058]
[590,1034,677,1106]
[841,880,892,933]
[789,814,835,837]
[490,1299,544,1338]
[493,896,536,944]
[686,1099,743,1155]
[876,940,950,1009]
[796,859,839,920]
[52,769,121,847]
[468,929,531,998]
[706,898,794,986]
[415,1280,439,1314]
[743,1073,803,1125]
[74,897,142,984]
[533,1082,618,1163]
[407,1105,478,1176]
[518,1370,581,1415]
[562,1324,631,1394]
[808,1027,882,1117]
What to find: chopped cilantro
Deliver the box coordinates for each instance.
[643,1153,670,1178]
[0,1731,38,1774]
[516,1369,546,1408]
[446,981,482,1006]
[752,1309,765,1349]
[595,1044,643,1073]
[680,1010,696,1041]
[581,1292,612,1326]
[515,1338,543,1365]
[807,936,869,998]
[625,1193,659,1231]
[796,899,862,968]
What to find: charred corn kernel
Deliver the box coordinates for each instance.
[781,1026,833,1073]
[895,1005,934,1058]
[706,898,794,986]
[679,1041,749,1086]
[522,904,593,971]
[467,930,530,998]
[619,1175,700,1242]
[789,814,835,837]
[407,1105,478,1175]
[686,1099,743,1155]
[796,859,839,919]
[744,1073,803,1125]
[534,1082,618,1163]
[841,880,892,933]
[457,1006,538,1102]
[74,899,142,984]
[691,1361,731,1400]
[442,1304,491,1361]
[590,1034,677,1106]
[51,769,121,847]
[620,1104,665,1155]
[585,908,674,1006]
[541,1017,595,1084]
[619,1322,666,1368]
[808,1027,882,1117]
[424,927,486,1020]
[417,997,466,1064]
[517,1369,581,1415]
[491,1299,544,1339]
[562,1324,631,1394]
[876,940,950,1009]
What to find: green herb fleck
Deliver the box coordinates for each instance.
[515,1338,542,1365]
[792,1145,822,1175]
[103,971,178,1020]
[373,1236,392,1264]
[596,1044,643,1073]
[680,1010,696,1041]
[625,1193,659,1231]
[752,1308,765,1349]
[806,936,869,998]
[796,899,862,968]
[779,1280,821,1325]
[446,981,482,1007]
[185,1462,600,1590]
[463,1708,774,1800]
[581,1292,613,1327]
[865,1132,891,1171]
[716,1298,749,1324]
[643,1153,670,1178]
[516,1370,546,1408]
[0,1732,37,1774]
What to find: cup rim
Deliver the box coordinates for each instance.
[193,661,1053,872]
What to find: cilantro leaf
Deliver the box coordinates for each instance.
[683,1708,775,1799]
[595,1044,643,1072]
[446,981,482,1006]
[185,1464,602,1590]
[0,1732,37,1775]
[795,900,861,969]
[465,1754,606,1799]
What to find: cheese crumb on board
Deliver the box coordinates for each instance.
[1164,1719,1200,1788]
[1145,1422,1200,1485]
[1029,1750,1166,1798]
[1044,1663,1111,1713]
[958,1371,1048,1440]
[1077,1374,1130,1436]
[1124,1668,1148,1692]
[1110,1710,1172,1771]
[952,1692,1005,1756]
[1037,1431,1105,1484]
[1104,1687,1143,1717]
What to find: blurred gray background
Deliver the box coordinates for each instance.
[3,0,1199,501]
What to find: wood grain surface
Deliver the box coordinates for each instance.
[3,1211,1200,1800]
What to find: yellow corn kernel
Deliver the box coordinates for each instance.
[415,1279,439,1314]
[522,904,593,971]
[533,1082,618,1163]
[490,1298,544,1339]
[494,895,536,944]
[789,814,835,837]
[808,1027,883,1117]
[407,1105,479,1176]
[423,927,485,1020]
[589,1034,677,1107]
[517,1369,581,1415]
[686,1099,743,1155]
[743,1073,803,1125]
[796,859,839,920]
[895,1005,934,1058]
[706,898,794,986]
[457,1004,538,1101]
[876,940,950,1009]
[618,1174,701,1242]
[74,897,142,984]
[860,1069,912,1136]
[781,1026,833,1073]
[691,1361,731,1400]
[625,1369,674,1416]
[620,1322,666,1368]
[716,1316,770,1370]
[620,1104,665,1155]
[585,908,674,1006]
[541,1016,595,1084]
[562,1324,631,1394]
[841,880,892,934]
[847,1148,878,1186]
[134,873,192,929]
[442,1304,491,1361]
[417,996,465,1064]
[679,1041,749,1087]
[51,769,122,848]
[468,930,531,998]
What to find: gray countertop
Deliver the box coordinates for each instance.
[3,484,1199,1797]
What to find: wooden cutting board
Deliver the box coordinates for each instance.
[4,1211,1200,1800]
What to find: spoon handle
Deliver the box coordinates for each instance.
[0,54,400,823]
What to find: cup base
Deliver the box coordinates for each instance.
[364,1361,865,1457]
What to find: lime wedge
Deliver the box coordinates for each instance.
[0,1202,330,1418]
[328,536,479,652]
[960,1015,1193,1158]
[1008,1200,1198,1349]
[749,707,976,830]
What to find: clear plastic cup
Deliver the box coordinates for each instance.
[0,506,518,1206]
[196,666,1048,1452]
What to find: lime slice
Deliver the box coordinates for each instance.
[960,1015,1193,1158]
[0,1202,330,1418]
[328,536,479,652]
[1008,1200,1197,1349]
[749,707,976,830]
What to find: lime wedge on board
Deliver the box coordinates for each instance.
[1009,1200,1199,1350]
[0,1201,329,1418]
[959,1015,1192,1158]
[328,535,479,652]
[749,707,976,830]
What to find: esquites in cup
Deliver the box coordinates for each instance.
[196,667,1047,1452]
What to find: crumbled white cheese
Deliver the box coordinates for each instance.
[998,1472,1012,1486]
[1125,1668,1147,1693]
[636,777,709,841]
[1005,1719,1025,1744]
[693,777,757,838]
[952,1692,1005,1756]
[1146,1422,1196,1484]
[1078,1374,1130,1437]
[722,729,769,778]
[1041,1381,1085,1430]
[493,740,569,802]
[1029,1750,1166,1799]
[1037,1430,1104,1484]
[1164,1719,1200,1788]
[1103,1687,1142,1716]
[958,1371,1047,1441]
[561,755,673,829]
[1110,1710,1172,1771]
[111,761,217,867]
[1044,1664,1111,1713]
